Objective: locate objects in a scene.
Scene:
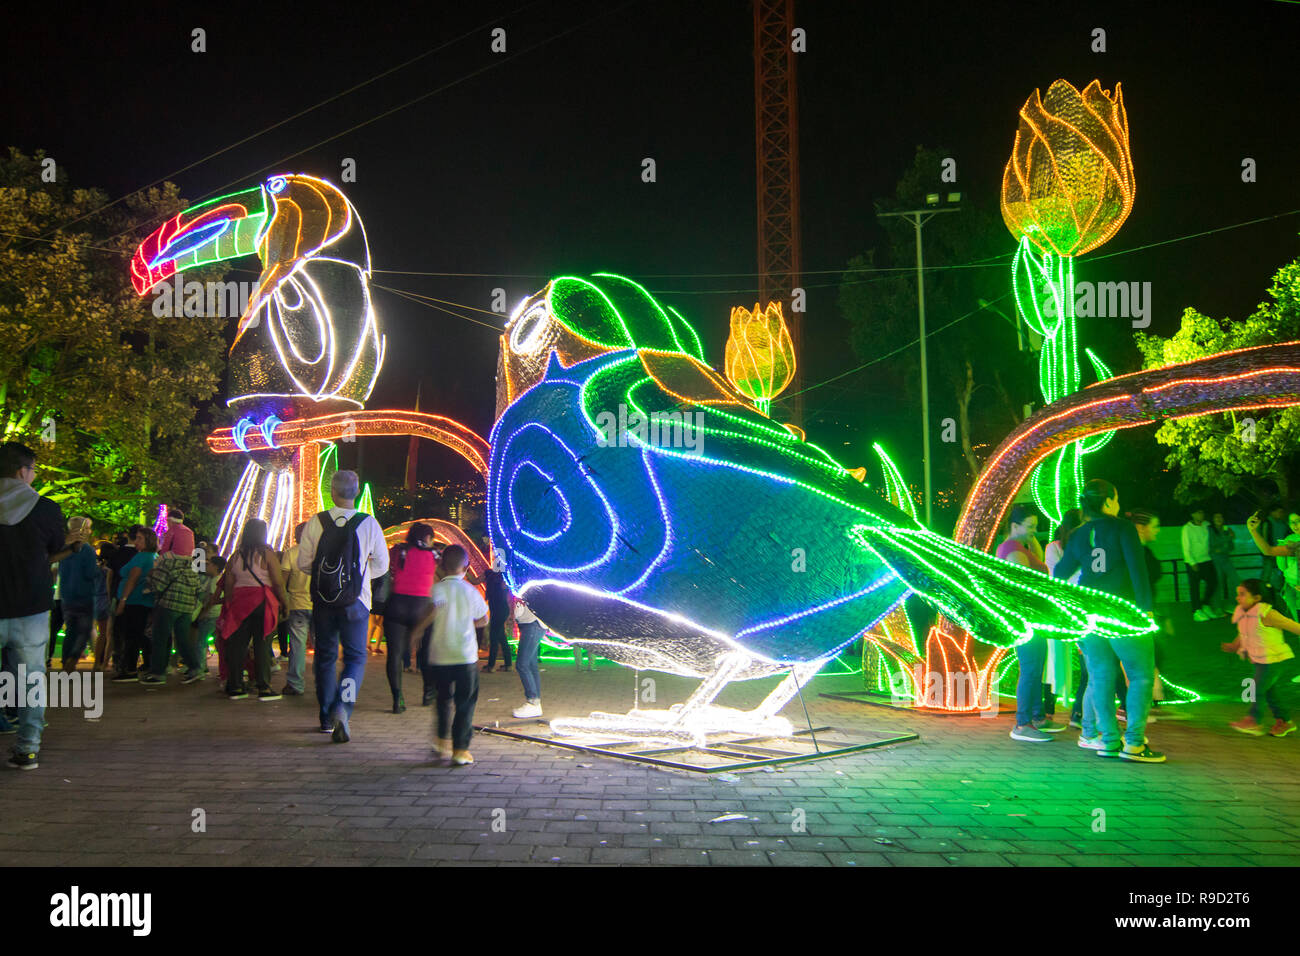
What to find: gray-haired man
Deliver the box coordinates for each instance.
[296,470,389,742]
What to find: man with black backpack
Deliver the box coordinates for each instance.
[296,470,389,742]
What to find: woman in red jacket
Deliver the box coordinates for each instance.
[217,519,290,700]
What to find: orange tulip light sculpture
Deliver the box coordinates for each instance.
[725,301,797,417]
[1001,78,1135,531]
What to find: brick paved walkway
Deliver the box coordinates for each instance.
[2,608,1297,866]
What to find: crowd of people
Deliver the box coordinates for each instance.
[0,442,555,772]
[998,478,1298,764]
[9,434,1295,775]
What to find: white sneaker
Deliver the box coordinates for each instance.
[1192,609,1210,622]
[512,699,543,719]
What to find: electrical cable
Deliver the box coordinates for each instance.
[20,2,544,247]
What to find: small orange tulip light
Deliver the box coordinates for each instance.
[724,301,797,416]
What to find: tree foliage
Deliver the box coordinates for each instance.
[0,148,236,531]
[1135,254,1300,503]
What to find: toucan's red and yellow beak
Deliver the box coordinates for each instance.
[130,184,269,295]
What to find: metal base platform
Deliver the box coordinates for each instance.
[820,690,1017,717]
[475,721,919,773]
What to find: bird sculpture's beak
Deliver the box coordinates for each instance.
[130,184,269,296]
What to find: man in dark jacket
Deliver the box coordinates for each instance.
[0,442,81,770]
[1053,480,1162,764]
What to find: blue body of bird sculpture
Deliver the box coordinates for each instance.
[489,274,1155,687]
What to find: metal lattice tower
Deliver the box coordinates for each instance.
[753,0,802,426]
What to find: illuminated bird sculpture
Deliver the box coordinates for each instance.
[132,174,384,551]
[490,274,1155,745]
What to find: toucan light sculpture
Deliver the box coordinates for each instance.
[132,174,384,551]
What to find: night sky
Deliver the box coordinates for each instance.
[4,0,1298,508]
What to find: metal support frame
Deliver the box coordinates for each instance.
[754,0,802,427]
[476,722,918,773]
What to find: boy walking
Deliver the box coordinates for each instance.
[414,545,488,766]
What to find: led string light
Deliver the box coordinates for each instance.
[209,410,491,476]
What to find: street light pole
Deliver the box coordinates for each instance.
[877,202,959,528]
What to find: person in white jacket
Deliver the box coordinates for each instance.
[1182,508,1220,621]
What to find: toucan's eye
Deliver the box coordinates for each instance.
[268,176,287,194]
[510,303,549,354]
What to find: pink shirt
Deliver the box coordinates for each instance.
[1231,602,1296,664]
[390,545,437,597]
[161,521,195,557]
[996,538,1047,573]
[229,550,271,589]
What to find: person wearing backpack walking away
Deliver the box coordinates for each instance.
[296,470,390,742]
[1,442,84,769]
[413,545,488,766]
[217,520,290,700]
[1221,578,1297,737]
[384,524,438,713]
[483,552,513,673]
[279,525,312,697]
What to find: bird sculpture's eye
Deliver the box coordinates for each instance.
[509,303,550,354]
[267,176,287,194]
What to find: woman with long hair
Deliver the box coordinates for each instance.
[996,504,1059,742]
[383,523,439,713]
[1053,479,1164,763]
[216,519,290,700]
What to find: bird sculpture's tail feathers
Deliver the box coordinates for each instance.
[847,524,1156,648]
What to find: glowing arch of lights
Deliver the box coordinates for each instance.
[925,339,1300,710]
[208,410,490,555]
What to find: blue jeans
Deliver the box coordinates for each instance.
[61,605,95,670]
[313,602,370,727]
[1249,661,1292,722]
[516,620,543,700]
[286,609,311,693]
[0,613,48,755]
[1013,636,1047,726]
[1080,633,1155,749]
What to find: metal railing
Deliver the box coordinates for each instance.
[1160,552,1268,603]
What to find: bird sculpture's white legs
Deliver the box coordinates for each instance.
[548,652,828,748]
